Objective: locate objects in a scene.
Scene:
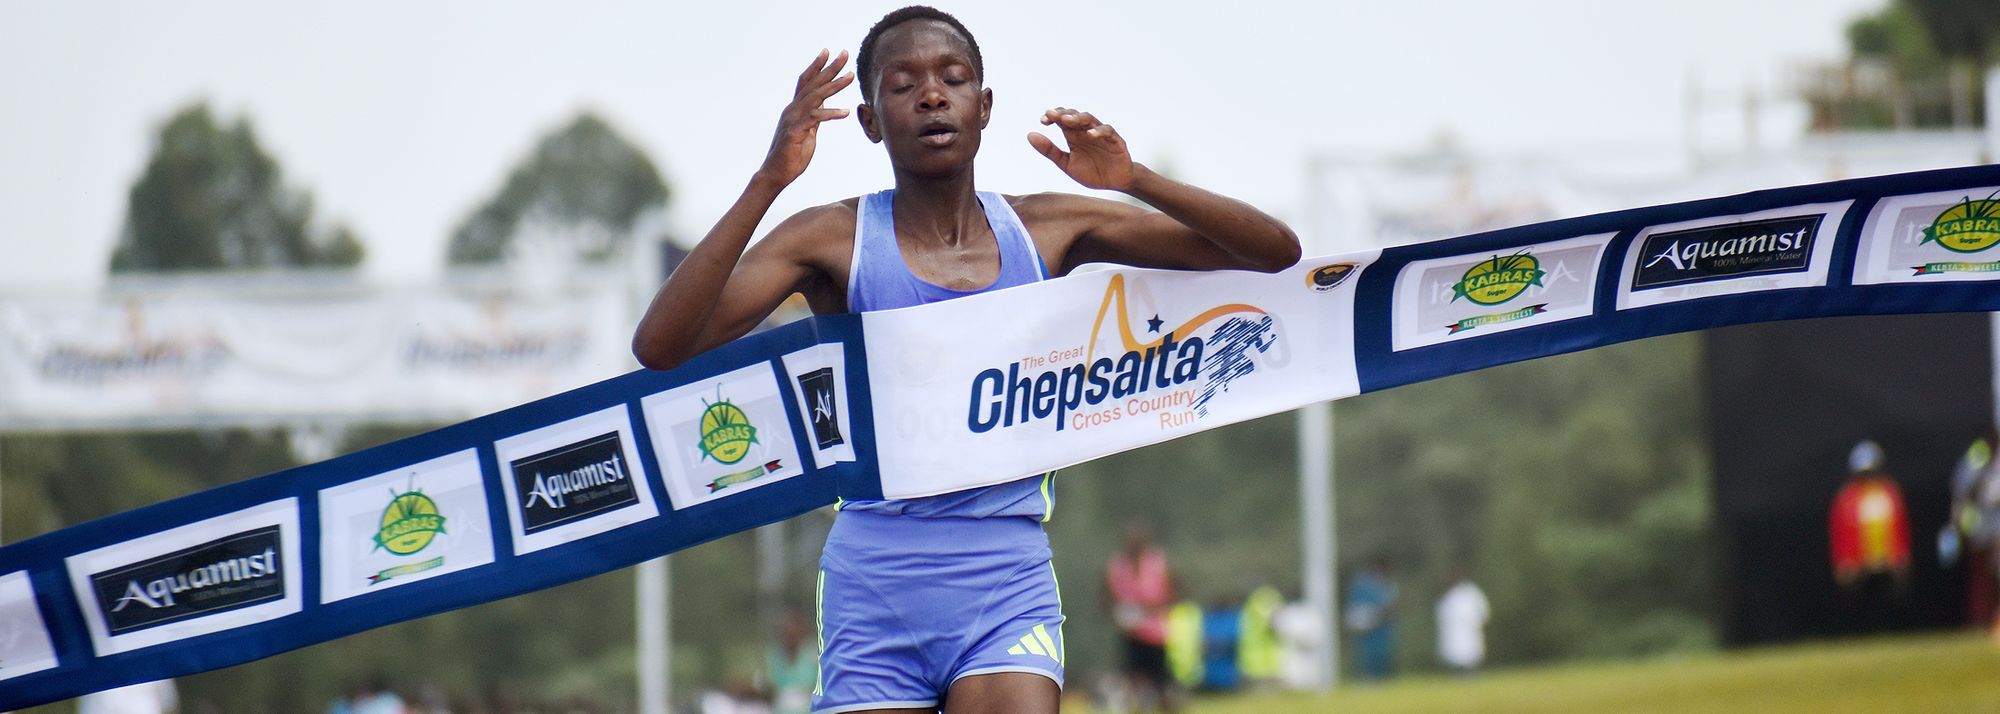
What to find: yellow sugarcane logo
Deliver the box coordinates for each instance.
[698,388,759,465]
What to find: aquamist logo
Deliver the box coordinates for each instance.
[1913,191,2000,275]
[91,526,287,635]
[966,274,1277,434]
[368,475,446,585]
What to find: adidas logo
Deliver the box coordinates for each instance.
[1005,623,1063,662]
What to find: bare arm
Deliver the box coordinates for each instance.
[1027,108,1300,275]
[632,50,854,370]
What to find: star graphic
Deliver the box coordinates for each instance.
[1147,314,1164,333]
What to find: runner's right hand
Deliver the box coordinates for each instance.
[760,49,854,187]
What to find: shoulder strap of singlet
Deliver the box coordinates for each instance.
[846,190,893,310]
[977,191,1049,281]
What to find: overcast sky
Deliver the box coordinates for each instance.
[0,0,1884,290]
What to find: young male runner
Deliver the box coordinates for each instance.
[632,7,1298,712]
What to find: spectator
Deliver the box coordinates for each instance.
[1106,520,1177,712]
[1830,440,1911,633]
[79,679,177,714]
[1435,569,1490,674]
[1345,558,1398,681]
[765,609,816,714]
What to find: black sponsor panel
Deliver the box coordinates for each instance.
[511,432,637,534]
[1634,215,1821,290]
[797,367,845,449]
[1706,313,1989,646]
[90,526,285,635]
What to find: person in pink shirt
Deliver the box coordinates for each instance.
[1106,521,1177,712]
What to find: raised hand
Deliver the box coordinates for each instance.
[760,49,855,187]
[1028,107,1135,191]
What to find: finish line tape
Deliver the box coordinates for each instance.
[5,164,2000,708]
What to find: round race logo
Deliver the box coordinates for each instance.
[1922,193,2000,254]
[1306,263,1358,292]
[374,489,446,556]
[698,396,759,464]
[1451,251,1547,306]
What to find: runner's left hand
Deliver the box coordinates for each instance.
[1029,107,1134,191]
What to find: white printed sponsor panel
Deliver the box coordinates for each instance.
[781,344,856,466]
[494,406,658,555]
[317,449,497,603]
[863,256,1372,500]
[1854,186,2000,285]
[1616,201,1850,309]
[0,280,634,428]
[0,571,58,681]
[642,363,807,510]
[64,500,302,656]
[1392,234,1611,351]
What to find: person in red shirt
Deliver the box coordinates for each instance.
[1830,440,1912,634]
[1830,440,1912,587]
[1106,521,1177,712]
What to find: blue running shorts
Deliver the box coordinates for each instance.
[812,510,1065,714]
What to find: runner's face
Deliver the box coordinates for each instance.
[862,20,990,177]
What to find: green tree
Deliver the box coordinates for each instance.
[110,102,363,272]
[1812,0,2000,130]
[1895,0,2000,62]
[447,112,670,265]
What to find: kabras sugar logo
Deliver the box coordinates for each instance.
[697,388,759,465]
[1452,250,1545,305]
[696,386,783,493]
[1444,250,1548,334]
[1914,191,2000,275]
[368,475,446,586]
[966,274,1277,435]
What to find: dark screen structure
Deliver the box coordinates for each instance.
[1705,312,1992,646]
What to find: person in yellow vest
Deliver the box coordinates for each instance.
[1165,601,1205,694]
[1236,586,1284,686]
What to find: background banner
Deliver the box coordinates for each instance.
[6,164,2000,708]
[0,278,633,429]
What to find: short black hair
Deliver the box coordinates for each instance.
[857,5,983,101]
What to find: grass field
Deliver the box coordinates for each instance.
[1186,632,2000,714]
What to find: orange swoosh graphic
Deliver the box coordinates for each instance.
[1085,274,1266,363]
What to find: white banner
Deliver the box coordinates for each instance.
[494,406,657,555]
[1615,201,1849,310]
[1392,233,1611,351]
[316,449,497,603]
[1855,186,2000,285]
[781,344,857,467]
[0,570,59,681]
[64,500,302,656]
[863,258,1373,500]
[641,362,807,510]
[0,282,633,427]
